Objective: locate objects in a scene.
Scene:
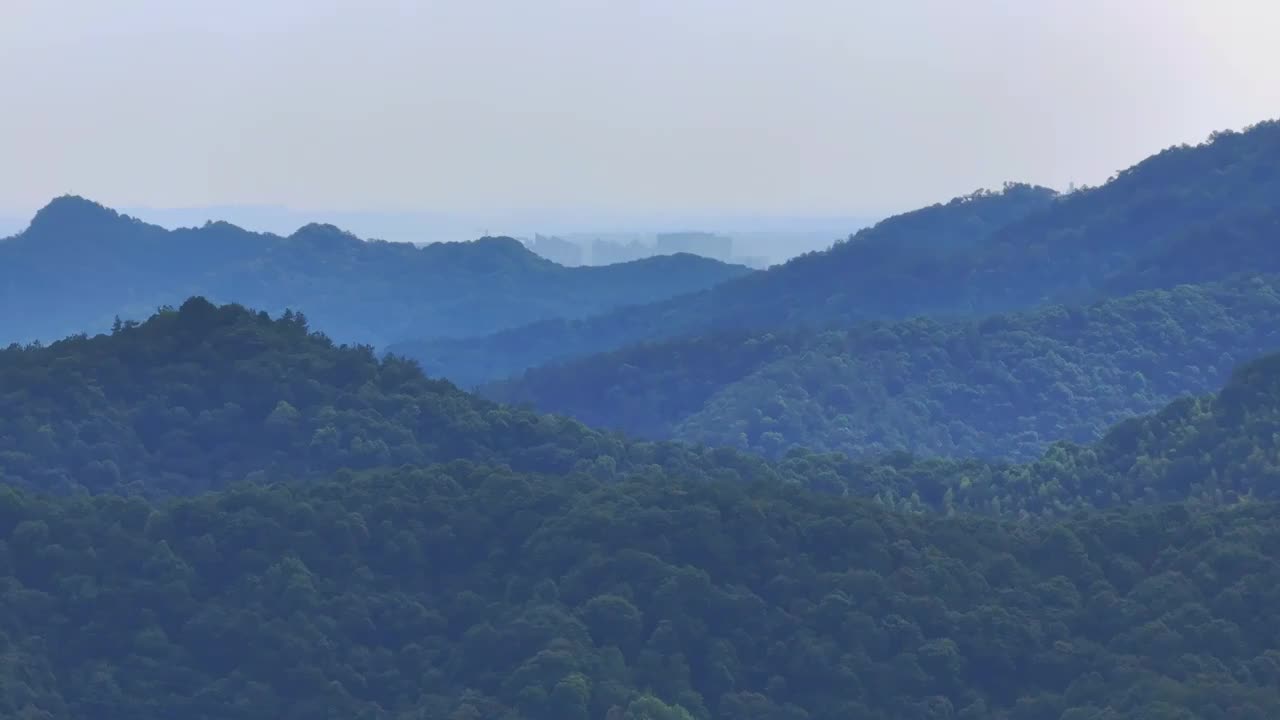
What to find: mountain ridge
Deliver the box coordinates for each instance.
[7,295,1280,520]
[485,273,1280,462]
[0,197,753,348]
[393,120,1280,386]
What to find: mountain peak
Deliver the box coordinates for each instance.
[26,195,136,235]
[472,235,534,253]
[418,235,548,268]
[470,236,555,268]
[289,223,363,249]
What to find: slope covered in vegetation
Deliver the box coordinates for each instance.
[816,347,1280,517]
[489,274,1280,461]
[2,461,1278,718]
[7,297,1280,524]
[0,197,751,347]
[6,300,1280,716]
[398,121,1280,386]
[0,298,789,497]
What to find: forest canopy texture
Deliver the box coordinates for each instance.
[4,300,1280,717]
[487,275,1280,462]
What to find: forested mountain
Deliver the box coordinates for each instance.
[0,297,789,497]
[0,196,751,347]
[489,274,1280,461]
[6,299,1280,715]
[395,120,1280,386]
[806,346,1280,517]
[8,296,1280,519]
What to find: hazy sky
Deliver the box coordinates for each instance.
[3,0,1278,223]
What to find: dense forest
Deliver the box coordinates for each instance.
[4,297,1280,716]
[397,121,1280,386]
[489,274,1280,461]
[0,196,750,347]
[6,297,1280,521]
[0,298,801,497]
[2,461,1279,718]
[806,344,1280,516]
[743,342,1280,519]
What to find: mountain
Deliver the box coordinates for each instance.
[6,300,1280,716]
[810,345,1280,517]
[488,274,1280,461]
[0,297,796,497]
[388,183,1056,386]
[0,196,752,347]
[7,293,1280,520]
[394,120,1280,386]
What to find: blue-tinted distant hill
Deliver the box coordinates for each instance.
[488,273,1280,462]
[395,120,1280,386]
[0,197,751,346]
[393,182,1058,385]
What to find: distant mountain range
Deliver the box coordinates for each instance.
[117,203,874,254]
[0,197,751,347]
[394,120,1280,387]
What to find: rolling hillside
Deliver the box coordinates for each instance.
[4,368,1280,716]
[7,300,1280,716]
[488,274,1280,461]
[0,297,785,497]
[7,296,1280,520]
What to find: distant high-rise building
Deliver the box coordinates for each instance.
[590,238,652,265]
[655,231,734,261]
[731,255,771,269]
[528,234,584,266]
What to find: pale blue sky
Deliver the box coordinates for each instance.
[3,0,1278,225]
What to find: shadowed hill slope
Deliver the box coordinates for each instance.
[0,298,804,497]
[488,274,1280,462]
